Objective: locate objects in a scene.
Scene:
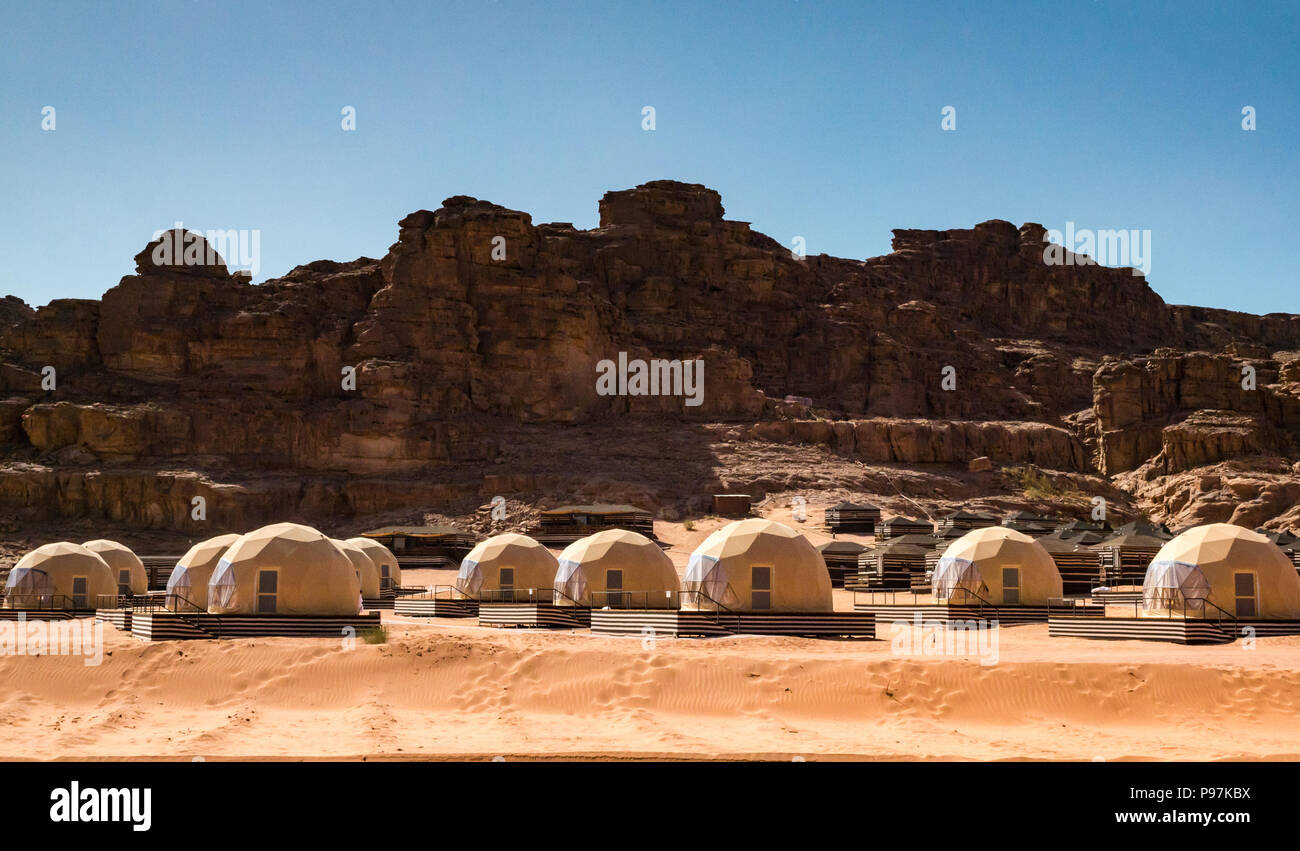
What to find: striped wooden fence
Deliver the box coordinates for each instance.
[139,556,182,591]
[854,601,1059,626]
[362,590,397,611]
[590,610,875,638]
[0,609,84,621]
[96,609,132,630]
[478,603,591,629]
[1090,589,1143,604]
[393,597,479,618]
[131,611,382,641]
[1049,613,1300,644]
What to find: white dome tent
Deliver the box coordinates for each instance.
[931,526,1061,606]
[683,519,831,612]
[82,539,148,597]
[1142,523,1300,619]
[334,538,381,600]
[456,533,559,602]
[207,523,361,616]
[166,533,241,611]
[553,529,677,609]
[3,542,118,610]
[346,537,401,591]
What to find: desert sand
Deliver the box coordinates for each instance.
[3,613,1300,761]
[3,513,1299,762]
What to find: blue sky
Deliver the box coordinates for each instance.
[1,0,1295,314]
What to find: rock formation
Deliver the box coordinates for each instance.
[0,180,1297,536]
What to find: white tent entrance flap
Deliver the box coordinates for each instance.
[1143,559,1211,613]
[5,567,53,602]
[932,556,984,602]
[684,553,736,606]
[209,559,237,609]
[456,558,482,595]
[166,565,191,607]
[554,557,585,602]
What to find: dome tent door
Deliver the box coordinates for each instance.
[1234,572,1258,617]
[606,569,623,607]
[751,566,771,610]
[1002,567,1020,604]
[257,569,278,613]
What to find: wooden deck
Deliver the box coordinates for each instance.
[1090,589,1143,604]
[590,610,875,638]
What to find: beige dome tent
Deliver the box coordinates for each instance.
[166,533,240,611]
[932,526,1062,606]
[4,542,118,610]
[83,539,148,597]
[683,519,832,612]
[346,537,401,591]
[1143,523,1300,619]
[208,523,361,616]
[555,529,678,608]
[334,538,381,599]
[456,533,558,600]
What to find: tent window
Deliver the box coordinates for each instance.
[71,576,88,608]
[606,569,623,608]
[379,563,391,590]
[499,567,514,590]
[393,537,406,552]
[1002,567,1020,605]
[1233,572,1257,618]
[118,569,132,597]
[752,566,771,610]
[257,570,278,614]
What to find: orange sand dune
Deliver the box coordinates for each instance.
[2,617,1300,761]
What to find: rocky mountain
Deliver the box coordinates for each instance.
[1,179,1297,542]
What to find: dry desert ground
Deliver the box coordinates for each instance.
[1,515,1299,762]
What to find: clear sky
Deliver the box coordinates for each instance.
[1,0,1295,314]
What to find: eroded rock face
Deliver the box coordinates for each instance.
[0,180,1297,532]
[743,418,1088,471]
[1094,350,1300,475]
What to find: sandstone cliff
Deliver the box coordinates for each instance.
[0,180,1296,538]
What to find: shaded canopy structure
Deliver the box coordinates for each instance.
[83,539,148,596]
[817,540,869,587]
[166,533,240,611]
[346,537,401,590]
[456,533,558,600]
[1036,533,1100,595]
[4,542,117,609]
[334,538,381,599]
[208,522,361,616]
[554,529,677,608]
[684,518,832,612]
[1142,523,1300,619]
[932,526,1062,606]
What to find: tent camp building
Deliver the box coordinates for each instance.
[3,542,117,612]
[1050,524,1300,643]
